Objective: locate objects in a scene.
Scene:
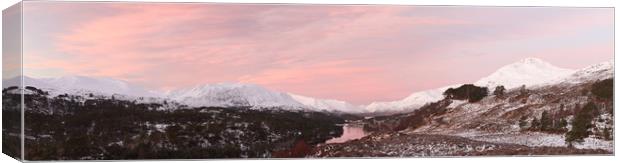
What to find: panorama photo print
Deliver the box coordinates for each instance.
[1,1,615,160]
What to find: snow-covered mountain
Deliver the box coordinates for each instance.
[3,76,54,89]
[289,93,363,113]
[4,58,610,115]
[365,85,456,114]
[166,83,370,113]
[553,60,613,85]
[364,58,580,114]
[4,76,365,113]
[3,75,161,98]
[166,83,307,110]
[475,58,575,89]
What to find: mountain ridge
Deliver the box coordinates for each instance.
[166,82,307,110]
[3,58,612,115]
[474,57,575,89]
[362,58,608,115]
[3,75,161,98]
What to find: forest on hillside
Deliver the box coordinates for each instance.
[2,87,344,160]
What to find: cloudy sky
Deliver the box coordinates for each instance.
[20,2,613,104]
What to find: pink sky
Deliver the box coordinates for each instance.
[21,2,613,104]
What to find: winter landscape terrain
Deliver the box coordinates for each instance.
[2,58,614,159]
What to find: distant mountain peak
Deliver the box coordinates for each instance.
[517,57,545,64]
[554,59,613,85]
[166,82,306,109]
[365,57,581,114]
[289,93,363,113]
[3,75,160,98]
[475,58,575,89]
[6,58,610,115]
[183,82,263,93]
[503,57,560,71]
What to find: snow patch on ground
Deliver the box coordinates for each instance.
[447,100,467,109]
[462,131,613,152]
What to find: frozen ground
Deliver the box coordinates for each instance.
[456,131,613,152]
[311,132,610,157]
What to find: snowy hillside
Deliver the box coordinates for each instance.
[3,75,161,98]
[354,67,614,154]
[3,76,55,89]
[407,77,614,151]
[4,76,365,113]
[364,85,457,114]
[4,58,610,115]
[474,58,575,89]
[289,93,363,113]
[554,60,613,85]
[364,58,577,114]
[166,83,307,109]
[167,83,369,112]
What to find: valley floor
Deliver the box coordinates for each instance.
[451,131,614,152]
[311,132,612,157]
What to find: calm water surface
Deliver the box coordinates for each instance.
[325,124,368,144]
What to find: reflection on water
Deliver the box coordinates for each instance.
[325,124,367,144]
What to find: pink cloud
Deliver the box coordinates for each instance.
[22,3,613,104]
[237,60,402,103]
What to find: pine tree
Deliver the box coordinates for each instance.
[518,116,528,129]
[493,85,506,98]
[556,118,568,130]
[602,127,611,140]
[540,111,551,131]
[530,117,540,131]
[442,84,489,102]
[558,104,568,117]
[551,118,568,131]
[519,85,528,95]
[565,102,597,144]
[591,78,613,100]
